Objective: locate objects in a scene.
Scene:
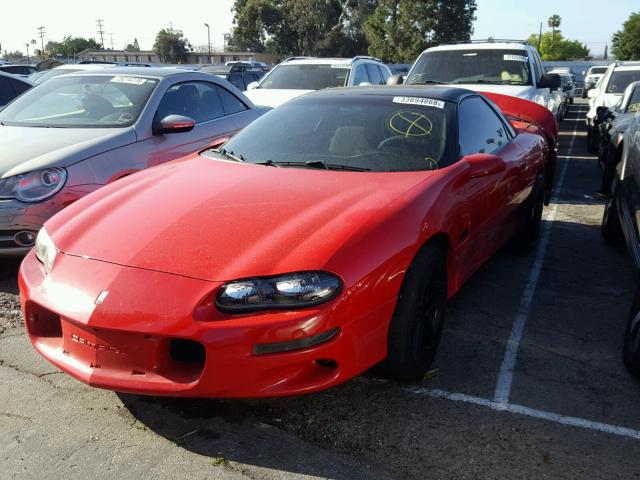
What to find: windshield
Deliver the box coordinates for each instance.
[203,95,456,172]
[258,64,349,90]
[0,74,158,128]
[607,71,640,94]
[590,67,608,75]
[626,87,640,113]
[408,49,532,86]
[30,68,84,85]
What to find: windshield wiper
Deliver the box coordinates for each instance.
[408,80,447,85]
[218,148,244,162]
[253,159,281,168]
[266,160,370,171]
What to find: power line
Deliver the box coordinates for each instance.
[96,19,105,49]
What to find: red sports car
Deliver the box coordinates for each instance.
[19,86,557,398]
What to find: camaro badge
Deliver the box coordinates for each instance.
[95,291,109,305]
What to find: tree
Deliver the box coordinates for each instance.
[365,0,477,63]
[612,11,640,61]
[153,27,191,63]
[46,36,101,58]
[5,50,24,62]
[548,14,561,40]
[124,38,140,52]
[527,31,589,61]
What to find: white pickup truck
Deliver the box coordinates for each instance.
[399,40,562,118]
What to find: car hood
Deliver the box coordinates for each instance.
[451,84,536,101]
[47,157,433,281]
[243,89,314,108]
[0,125,136,178]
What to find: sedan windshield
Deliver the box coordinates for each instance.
[408,49,532,86]
[0,75,158,127]
[203,95,456,172]
[258,64,349,90]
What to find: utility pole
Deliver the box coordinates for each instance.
[37,26,46,59]
[204,23,211,63]
[25,43,30,63]
[96,19,105,49]
[537,22,542,51]
[108,33,115,50]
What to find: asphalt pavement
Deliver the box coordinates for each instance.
[1,98,639,479]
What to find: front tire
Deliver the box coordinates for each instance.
[624,288,640,377]
[509,173,545,253]
[375,245,447,382]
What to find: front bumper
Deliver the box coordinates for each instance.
[0,185,99,256]
[19,251,393,397]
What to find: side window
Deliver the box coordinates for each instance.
[0,77,15,106]
[217,86,248,115]
[531,51,544,84]
[458,97,508,156]
[378,65,390,84]
[246,73,259,84]
[156,81,224,124]
[365,63,382,85]
[227,73,244,91]
[352,64,369,86]
[10,79,30,96]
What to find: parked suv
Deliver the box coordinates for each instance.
[199,64,267,91]
[583,65,609,98]
[244,56,392,108]
[586,61,640,153]
[401,39,561,116]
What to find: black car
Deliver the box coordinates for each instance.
[596,81,640,194]
[199,64,267,91]
[601,105,640,376]
[0,71,32,107]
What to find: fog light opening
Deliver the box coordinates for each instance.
[315,358,337,369]
[169,339,206,364]
[14,230,36,247]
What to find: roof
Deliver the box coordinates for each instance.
[0,70,33,84]
[305,85,475,103]
[281,56,382,66]
[426,42,529,52]
[64,67,188,78]
[613,63,640,72]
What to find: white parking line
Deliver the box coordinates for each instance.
[493,107,583,404]
[409,388,640,441]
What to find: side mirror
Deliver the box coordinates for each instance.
[154,114,195,135]
[464,153,506,179]
[247,81,259,90]
[539,73,562,91]
[386,75,404,86]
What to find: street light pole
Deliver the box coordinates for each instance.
[37,26,45,59]
[24,43,30,63]
[204,23,211,64]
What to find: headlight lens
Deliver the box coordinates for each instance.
[215,271,342,313]
[34,228,57,274]
[0,168,67,203]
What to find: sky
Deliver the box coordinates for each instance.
[0,0,637,57]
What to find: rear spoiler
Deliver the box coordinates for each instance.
[479,91,558,205]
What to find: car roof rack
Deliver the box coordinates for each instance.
[442,38,530,46]
[282,56,315,63]
[352,55,383,63]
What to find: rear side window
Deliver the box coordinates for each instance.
[365,63,383,85]
[0,76,15,106]
[458,97,509,156]
[10,79,30,96]
[218,86,247,115]
[378,65,390,84]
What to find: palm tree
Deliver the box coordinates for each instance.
[548,15,561,41]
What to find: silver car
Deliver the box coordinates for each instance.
[0,67,264,255]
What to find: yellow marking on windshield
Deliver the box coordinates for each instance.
[389,111,433,138]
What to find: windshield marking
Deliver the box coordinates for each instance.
[392,96,445,109]
[389,111,433,137]
[503,54,528,62]
[110,76,148,85]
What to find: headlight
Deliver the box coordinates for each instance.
[0,168,67,203]
[215,271,342,313]
[35,228,57,274]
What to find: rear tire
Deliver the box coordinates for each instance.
[375,245,447,382]
[624,288,640,377]
[508,174,544,253]
[601,179,624,246]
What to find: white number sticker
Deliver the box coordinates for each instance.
[110,76,148,85]
[503,54,528,63]
[392,96,445,109]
